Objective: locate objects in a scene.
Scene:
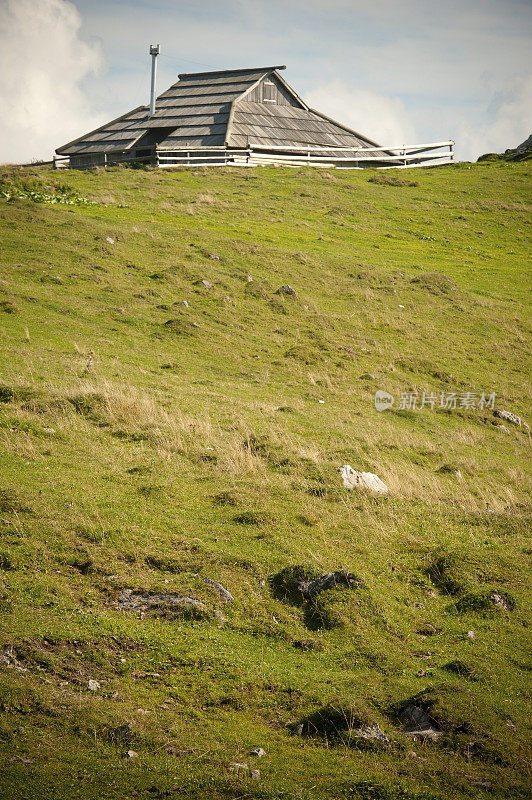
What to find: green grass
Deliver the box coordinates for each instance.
[0,159,530,799]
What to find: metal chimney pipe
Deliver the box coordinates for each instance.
[149,44,160,116]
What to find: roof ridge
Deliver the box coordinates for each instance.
[178,66,286,79]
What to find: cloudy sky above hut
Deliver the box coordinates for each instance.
[0,0,531,162]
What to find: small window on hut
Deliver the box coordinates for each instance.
[262,80,276,103]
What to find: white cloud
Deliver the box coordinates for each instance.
[457,74,532,160]
[306,81,417,146]
[0,0,104,164]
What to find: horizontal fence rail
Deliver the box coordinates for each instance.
[53,140,454,170]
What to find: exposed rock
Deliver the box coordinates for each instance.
[338,465,388,495]
[182,300,189,308]
[88,679,100,691]
[466,630,476,641]
[199,279,213,289]
[106,237,115,245]
[250,769,261,780]
[203,577,234,603]
[272,566,364,605]
[516,134,532,152]
[493,409,528,430]
[359,373,376,380]
[116,588,207,618]
[490,591,513,611]
[400,705,441,741]
[124,750,138,759]
[496,424,511,434]
[304,571,363,599]
[0,646,26,672]
[250,747,266,757]
[353,722,389,745]
[276,285,297,297]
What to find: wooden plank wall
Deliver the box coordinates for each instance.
[245,75,300,107]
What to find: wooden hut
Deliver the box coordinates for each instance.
[55,66,453,169]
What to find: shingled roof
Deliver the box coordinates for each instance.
[56,66,381,159]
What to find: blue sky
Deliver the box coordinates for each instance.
[1,0,531,161]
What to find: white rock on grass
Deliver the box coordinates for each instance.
[338,465,388,495]
[88,679,100,691]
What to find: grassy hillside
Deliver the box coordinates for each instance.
[0,160,530,800]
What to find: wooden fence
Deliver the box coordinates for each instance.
[53,140,454,170]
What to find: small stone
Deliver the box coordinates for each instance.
[497,424,511,434]
[467,630,476,641]
[246,275,253,282]
[200,279,213,289]
[210,254,220,260]
[250,747,266,757]
[124,750,138,759]
[88,679,100,691]
[250,769,260,780]
[276,284,297,297]
[359,373,376,380]
[106,237,115,244]
[182,300,189,307]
